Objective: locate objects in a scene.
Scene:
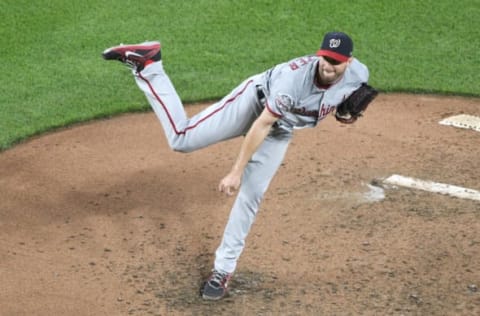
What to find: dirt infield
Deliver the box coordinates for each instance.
[1,94,479,315]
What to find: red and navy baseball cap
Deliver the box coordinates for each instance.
[316,32,353,63]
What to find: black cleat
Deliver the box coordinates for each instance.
[201,269,232,300]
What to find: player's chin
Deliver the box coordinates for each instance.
[321,72,339,83]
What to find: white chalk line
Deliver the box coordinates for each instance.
[383,174,480,202]
[378,114,480,201]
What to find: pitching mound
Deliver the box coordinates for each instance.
[1,94,479,315]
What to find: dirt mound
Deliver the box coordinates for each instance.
[1,94,479,315]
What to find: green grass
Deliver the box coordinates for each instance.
[0,0,479,150]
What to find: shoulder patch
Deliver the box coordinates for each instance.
[275,94,295,112]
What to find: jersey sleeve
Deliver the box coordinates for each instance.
[263,66,299,117]
[349,59,370,86]
[338,59,370,101]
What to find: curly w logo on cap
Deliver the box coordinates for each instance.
[317,32,353,63]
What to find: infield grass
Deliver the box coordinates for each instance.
[0,0,479,150]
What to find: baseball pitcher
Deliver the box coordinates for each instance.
[102,31,378,300]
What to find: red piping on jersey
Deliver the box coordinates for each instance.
[138,74,254,135]
[265,100,282,118]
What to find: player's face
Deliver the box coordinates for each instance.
[318,56,351,84]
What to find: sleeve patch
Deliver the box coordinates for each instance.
[274,94,295,113]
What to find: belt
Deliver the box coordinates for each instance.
[255,85,266,105]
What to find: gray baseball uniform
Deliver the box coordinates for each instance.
[133,55,369,273]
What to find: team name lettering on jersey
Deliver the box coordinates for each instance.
[284,103,334,120]
[318,103,335,119]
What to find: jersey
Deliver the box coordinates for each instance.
[131,52,370,275]
[258,55,369,131]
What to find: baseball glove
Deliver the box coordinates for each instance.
[335,83,378,124]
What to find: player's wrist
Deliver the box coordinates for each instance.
[230,164,245,176]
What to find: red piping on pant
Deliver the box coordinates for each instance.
[138,74,254,135]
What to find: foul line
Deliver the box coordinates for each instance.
[383,174,480,202]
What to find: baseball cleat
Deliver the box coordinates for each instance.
[102,41,161,72]
[201,269,232,300]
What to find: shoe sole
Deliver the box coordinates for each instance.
[102,41,161,61]
[200,281,229,300]
[202,292,227,300]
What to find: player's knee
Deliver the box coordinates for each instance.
[169,141,193,153]
[170,144,189,153]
